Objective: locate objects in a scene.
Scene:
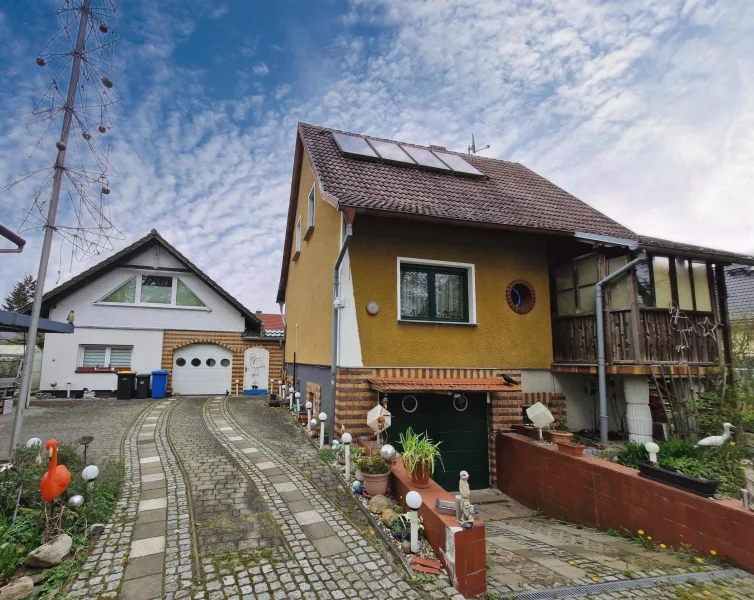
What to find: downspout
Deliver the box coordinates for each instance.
[596,251,646,444]
[330,224,353,439]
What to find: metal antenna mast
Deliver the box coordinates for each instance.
[9,0,92,455]
[468,133,490,155]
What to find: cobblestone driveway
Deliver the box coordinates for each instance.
[51,396,754,599]
[0,398,152,461]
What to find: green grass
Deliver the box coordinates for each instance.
[0,445,123,589]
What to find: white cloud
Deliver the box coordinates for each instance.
[252,62,269,76]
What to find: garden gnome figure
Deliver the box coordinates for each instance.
[458,470,474,528]
[742,460,754,511]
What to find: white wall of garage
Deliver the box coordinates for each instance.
[40,328,163,393]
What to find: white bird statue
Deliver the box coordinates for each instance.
[696,422,735,447]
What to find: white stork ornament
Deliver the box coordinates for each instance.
[696,422,735,447]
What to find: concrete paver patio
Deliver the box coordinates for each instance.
[5,395,754,599]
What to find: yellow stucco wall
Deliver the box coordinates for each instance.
[349,216,554,368]
[284,155,341,365]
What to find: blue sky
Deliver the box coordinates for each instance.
[1,0,753,311]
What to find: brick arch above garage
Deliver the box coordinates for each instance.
[161,330,284,395]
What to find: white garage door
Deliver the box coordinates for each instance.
[172,344,232,395]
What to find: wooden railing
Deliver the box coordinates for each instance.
[552,308,720,365]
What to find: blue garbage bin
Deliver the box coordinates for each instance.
[151,370,169,399]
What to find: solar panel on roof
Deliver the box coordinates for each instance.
[332,132,378,158]
[366,139,416,165]
[400,145,450,170]
[432,152,484,177]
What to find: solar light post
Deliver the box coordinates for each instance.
[319,412,327,449]
[288,386,294,411]
[278,380,283,397]
[342,432,352,483]
[295,391,301,413]
[306,401,312,426]
[235,379,239,396]
[406,491,422,553]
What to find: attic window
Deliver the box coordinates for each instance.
[305,184,315,239]
[98,275,206,308]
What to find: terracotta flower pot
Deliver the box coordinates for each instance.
[544,430,573,444]
[299,412,309,426]
[513,423,540,440]
[407,459,431,489]
[362,472,390,497]
[556,441,585,456]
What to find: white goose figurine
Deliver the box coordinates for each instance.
[696,422,735,447]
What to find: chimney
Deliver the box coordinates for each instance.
[256,310,262,314]
[429,145,447,151]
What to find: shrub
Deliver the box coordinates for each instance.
[355,454,391,475]
[658,438,699,461]
[617,441,648,468]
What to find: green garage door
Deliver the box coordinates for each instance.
[386,392,489,491]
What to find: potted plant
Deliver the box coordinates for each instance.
[299,411,309,426]
[512,423,540,440]
[555,440,585,456]
[356,454,391,497]
[544,420,573,444]
[399,428,444,489]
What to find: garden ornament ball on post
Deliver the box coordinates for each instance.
[526,402,554,442]
[342,432,352,483]
[295,391,301,412]
[319,412,327,449]
[235,379,239,396]
[288,386,294,410]
[406,490,422,553]
[379,444,396,463]
[306,400,312,425]
[645,441,660,464]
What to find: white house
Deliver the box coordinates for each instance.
[35,230,284,397]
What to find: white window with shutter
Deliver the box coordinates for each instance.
[80,346,132,368]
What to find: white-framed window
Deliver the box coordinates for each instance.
[80,345,132,368]
[293,215,302,260]
[304,184,315,239]
[397,257,476,324]
[98,275,207,308]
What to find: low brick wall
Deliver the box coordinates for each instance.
[496,433,754,570]
[390,460,486,598]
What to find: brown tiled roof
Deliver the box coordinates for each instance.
[299,123,635,238]
[256,313,285,337]
[368,377,520,393]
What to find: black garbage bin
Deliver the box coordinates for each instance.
[135,374,151,399]
[117,371,136,400]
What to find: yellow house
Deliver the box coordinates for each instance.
[277,123,754,491]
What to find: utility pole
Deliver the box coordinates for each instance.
[9,0,92,456]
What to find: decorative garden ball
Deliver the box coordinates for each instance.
[352,480,361,491]
[379,444,396,462]
[68,495,85,509]
[26,438,42,448]
[82,465,100,482]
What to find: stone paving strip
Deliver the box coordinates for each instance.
[67,402,153,599]
[119,401,173,600]
[203,396,466,600]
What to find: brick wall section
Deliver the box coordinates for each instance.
[391,460,486,598]
[161,330,283,394]
[496,433,754,571]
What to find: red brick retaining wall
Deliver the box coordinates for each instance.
[496,433,754,571]
[390,461,486,598]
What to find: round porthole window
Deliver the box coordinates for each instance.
[506,280,536,314]
[402,395,418,413]
[220,358,231,367]
[453,394,469,412]
[206,358,216,367]
[176,358,186,367]
[191,358,201,367]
